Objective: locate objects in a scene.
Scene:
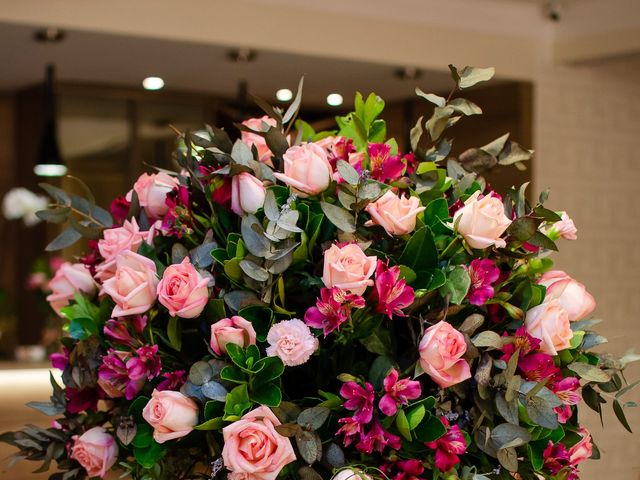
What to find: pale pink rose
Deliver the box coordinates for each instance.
[46,263,97,315]
[365,190,425,236]
[547,212,577,241]
[322,243,377,295]
[95,218,156,282]
[538,270,596,322]
[157,257,209,318]
[524,299,573,355]
[231,172,266,216]
[70,426,118,478]
[102,251,158,317]
[222,406,296,480]
[142,389,199,444]
[569,427,593,465]
[266,319,319,366]
[273,143,333,198]
[210,316,257,355]
[453,191,511,249]
[419,321,472,388]
[127,172,179,218]
[242,116,277,165]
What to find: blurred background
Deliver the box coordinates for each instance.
[0,0,638,478]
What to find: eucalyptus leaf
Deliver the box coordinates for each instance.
[457,66,496,89]
[415,88,445,107]
[320,202,356,233]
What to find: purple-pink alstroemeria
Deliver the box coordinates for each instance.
[378,368,421,416]
[466,259,500,306]
[372,261,415,318]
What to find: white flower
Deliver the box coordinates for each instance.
[2,187,48,226]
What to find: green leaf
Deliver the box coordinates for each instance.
[398,226,438,272]
[613,400,632,432]
[406,405,426,430]
[448,98,482,116]
[490,423,531,449]
[567,362,611,383]
[253,356,285,384]
[128,396,150,423]
[508,217,539,241]
[439,266,471,305]
[320,202,356,233]
[220,365,247,384]
[131,424,153,449]
[297,407,330,430]
[497,446,518,472]
[134,440,166,469]
[194,417,225,431]
[424,198,450,234]
[295,430,323,465]
[413,414,446,442]
[251,383,282,407]
[45,227,83,251]
[224,384,251,419]
[336,160,360,186]
[395,409,412,441]
[167,316,182,351]
[369,356,395,390]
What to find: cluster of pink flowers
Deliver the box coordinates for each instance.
[542,428,593,479]
[98,345,161,400]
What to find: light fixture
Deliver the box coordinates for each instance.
[394,66,422,81]
[326,93,343,107]
[33,27,66,43]
[34,65,67,177]
[142,76,165,91]
[227,48,257,63]
[276,88,293,102]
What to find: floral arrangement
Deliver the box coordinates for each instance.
[3,66,638,480]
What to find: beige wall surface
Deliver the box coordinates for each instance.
[534,56,640,479]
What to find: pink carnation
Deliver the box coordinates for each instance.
[266,319,319,367]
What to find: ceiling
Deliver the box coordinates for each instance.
[0,22,454,107]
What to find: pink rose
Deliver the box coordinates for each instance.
[546,212,577,241]
[102,251,158,317]
[127,172,179,218]
[242,116,277,165]
[273,143,333,197]
[231,172,266,216]
[70,426,118,478]
[46,263,97,315]
[157,257,209,318]
[538,270,595,322]
[95,218,156,282]
[453,191,511,249]
[418,321,471,388]
[222,406,296,480]
[365,190,425,236]
[524,299,573,355]
[266,319,319,366]
[322,243,377,295]
[142,389,199,443]
[210,316,257,355]
[569,427,593,465]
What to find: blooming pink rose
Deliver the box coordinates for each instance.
[127,172,179,218]
[419,321,471,388]
[365,190,425,236]
[46,262,97,315]
[102,251,158,317]
[273,143,333,198]
[231,172,266,216]
[210,316,257,355]
[95,218,156,282]
[524,299,573,355]
[546,212,577,241]
[266,319,319,366]
[569,427,593,465]
[142,389,199,443]
[322,243,377,295]
[453,191,511,249]
[157,257,209,318]
[242,116,277,165]
[70,426,118,478]
[222,406,296,480]
[538,270,596,322]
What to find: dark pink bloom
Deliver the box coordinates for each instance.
[367,144,405,182]
[382,459,425,480]
[551,377,581,423]
[50,347,69,371]
[340,381,375,424]
[543,441,579,480]
[65,387,99,414]
[49,256,65,272]
[127,345,161,381]
[104,318,139,348]
[518,353,560,383]
[372,261,415,318]
[131,314,148,334]
[336,416,363,447]
[211,177,232,208]
[157,370,187,391]
[109,195,131,226]
[426,418,467,472]
[162,185,192,236]
[304,287,365,335]
[466,259,500,306]
[379,368,421,416]
[403,153,419,176]
[501,327,542,361]
[98,349,144,400]
[356,419,401,454]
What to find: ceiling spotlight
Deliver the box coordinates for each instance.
[227,48,257,63]
[33,27,66,43]
[394,66,422,80]
[276,88,293,102]
[326,93,343,107]
[142,76,165,91]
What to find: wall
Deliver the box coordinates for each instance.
[534,55,640,479]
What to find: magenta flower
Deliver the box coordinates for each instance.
[368,143,406,182]
[518,352,560,383]
[340,381,375,424]
[157,370,187,391]
[104,318,140,348]
[50,347,69,371]
[98,349,144,400]
[356,419,401,454]
[543,441,579,480]
[336,416,363,447]
[550,376,581,423]
[382,459,425,480]
[466,259,500,306]
[425,418,467,472]
[379,368,422,416]
[501,327,542,361]
[65,387,100,414]
[304,287,365,335]
[372,261,415,318]
[127,345,162,381]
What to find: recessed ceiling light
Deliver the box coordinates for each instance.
[326,93,343,107]
[394,66,422,80]
[227,48,257,63]
[142,76,165,91]
[276,89,293,102]
[33,27,66,43]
